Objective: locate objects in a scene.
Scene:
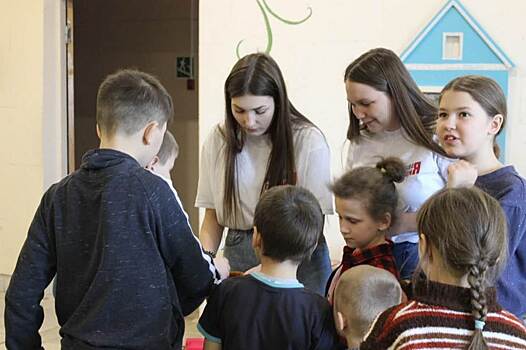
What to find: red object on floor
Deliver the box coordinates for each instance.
[185,338,204,350]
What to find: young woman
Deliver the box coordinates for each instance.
[361,187,526,350]
[437,75,526,318]
[196,53,333,295]
[344,48,451,280]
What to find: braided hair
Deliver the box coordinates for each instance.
[417,187,508,349]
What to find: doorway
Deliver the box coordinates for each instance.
[67,0,200,232]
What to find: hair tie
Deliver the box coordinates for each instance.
[379,167,386,174]
[474,320,485,330]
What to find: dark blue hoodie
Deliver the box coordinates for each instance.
[5,149,219,349]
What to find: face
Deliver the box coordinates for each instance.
[437,90,502,161]
[335,197,389,250]
[231,94,275,136]
[345,80,400,133]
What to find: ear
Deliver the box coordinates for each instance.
[488,114,504,136]
[377,212,392,232]
[252,227,262,251]
[336,311,347,333]
[96,124,102,139]
[143,121,160,145]
[145,155,160,171]
[418,233,432,261]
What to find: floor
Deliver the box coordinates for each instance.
[0,291,201,349]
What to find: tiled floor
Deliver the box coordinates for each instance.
[0,292,201,350]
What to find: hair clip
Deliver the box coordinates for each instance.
[379,167,387,174]
[474,320,485,330]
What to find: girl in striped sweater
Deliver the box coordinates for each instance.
[360,187,526,349]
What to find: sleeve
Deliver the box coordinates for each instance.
[500,204,526,258]
[195,127,217,209]
[312,303,346,350]
[346,140,356,171]
[299,129,334,215]
[152,180,220,315]
[5,191,57,350]
[434,152,455,183]
[197,285,224,344]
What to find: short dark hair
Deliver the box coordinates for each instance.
[254,185,322,263]
[157,130,179,164]
[96,69,174,136]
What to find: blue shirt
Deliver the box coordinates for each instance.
[198,272,344,350]
[476,165,526,317]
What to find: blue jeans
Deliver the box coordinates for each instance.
[224,229,331,296]
[393,241,419,280]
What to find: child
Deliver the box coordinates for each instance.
[147,129,179,180]
[326,157,404,303]
[198,185,344,350]
[5,69,224,349]
[361,187,526,349]
[333,265,402,350]
[344,48,451,279]
[437,75,526,318]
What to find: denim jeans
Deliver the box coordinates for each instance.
[224,228,331,296]
[393,241,419,280]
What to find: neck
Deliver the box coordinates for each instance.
[465,144,503,175]
[425,261,468,288]
[361,235,387,250]
[99,134,144,166]
[259,256,299,280]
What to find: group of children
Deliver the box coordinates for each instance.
[4,47,526,350]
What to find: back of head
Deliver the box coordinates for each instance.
[253,185,322,263]
[332,157,405,226]
[157,130,179,164]
[334,265,402,342]
[96,69,174,137]
[417,187,508,350]
[344,48,444,156]
[439,75,507,158]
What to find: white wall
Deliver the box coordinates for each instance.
[199,0,526,259]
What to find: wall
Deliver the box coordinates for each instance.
[0,0,66,275]
[199,0,526,259]
[73,0,200,232]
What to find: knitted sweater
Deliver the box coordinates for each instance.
[360,276,526,349]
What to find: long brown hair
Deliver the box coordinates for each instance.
[222,53,314,223]
[439,75,506,158]
[344,48,446,156]
[417,187,508,350]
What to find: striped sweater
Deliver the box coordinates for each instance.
[360,276,526,349]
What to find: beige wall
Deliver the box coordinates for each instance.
[199,0,526,259]
[0,1,66,275]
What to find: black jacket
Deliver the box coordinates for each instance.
[5,149,218,349]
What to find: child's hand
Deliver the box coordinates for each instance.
[213,256,230,280]
[447,160,477,188]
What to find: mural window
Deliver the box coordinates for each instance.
[443,33,463,60]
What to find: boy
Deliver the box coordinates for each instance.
[147,129,179,180]
[198,185,344,350]
[5,69,225,349]
[333,265,402,349]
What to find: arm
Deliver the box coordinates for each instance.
[389,212,417,237]
[5,194,56,349]
[204,340,222,350]
[199,208,225,254]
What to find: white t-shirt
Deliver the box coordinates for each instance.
[196,123,334,229]
[346,128,451,243]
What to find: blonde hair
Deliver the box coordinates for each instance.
[156,130,179,164]
[334,265,402,342]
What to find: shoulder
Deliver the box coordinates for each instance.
[478,166,526,205]
[292,124,329,153]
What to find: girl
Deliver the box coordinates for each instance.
[326,157,404,303]
[437,75,526,318]
[196,53,333,295]
[344,48,451,279]
[361,187,526,350]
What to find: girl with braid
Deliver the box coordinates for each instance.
[361,187,526,350]
[437,75,526,317]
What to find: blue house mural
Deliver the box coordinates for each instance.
[401,0,514,159]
